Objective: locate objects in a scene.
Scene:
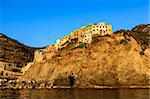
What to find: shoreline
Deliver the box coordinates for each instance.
[0,85,150,90]
[1,79,150,90]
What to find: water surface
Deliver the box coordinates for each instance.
[0,89,149,99]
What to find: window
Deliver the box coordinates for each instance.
[106,26,107,28]
[93,29,95,31]
[103,26,104,28]
[97,29,98,31]
[106,29,107,31]
[0,71,4,75]
[100,26,101,28]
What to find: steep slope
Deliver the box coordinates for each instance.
[20,24,150,88]
[0,33,37,72]
[131,24,150,50]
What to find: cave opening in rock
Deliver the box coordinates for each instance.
[68,73,76,87]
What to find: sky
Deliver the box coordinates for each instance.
[0,0,149,47]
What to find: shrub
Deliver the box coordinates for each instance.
[73,43,87,49]
[92,38,100,45]
[125,43,131,51]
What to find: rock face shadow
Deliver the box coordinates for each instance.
[68,73,76,87]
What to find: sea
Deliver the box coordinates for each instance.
[0,89,149,99]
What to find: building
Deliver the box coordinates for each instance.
[56,39,61,48]
[78,30,92,44]
[55,22,112,48]
[91,22,112,36]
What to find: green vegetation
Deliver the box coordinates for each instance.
[65,38,78,50]
[77,43,87,48]
[131,31,149,49]
[92,34,100,38]
[70,38,78,45]
[125,43,131,51]
[119,39,132,51]
[92,35,100,45]
[73,43,87,49]
[92,38,99,45]
[114,24,150,50]
[85,24,92,28]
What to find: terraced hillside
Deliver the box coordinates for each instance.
[0,33,37,72]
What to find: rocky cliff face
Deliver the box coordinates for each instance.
[131,24,150,50]
[0,33,37,72]
[20,24,150,88]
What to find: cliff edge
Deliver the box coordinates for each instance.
[20,24,150,88]
[0,33,37,72]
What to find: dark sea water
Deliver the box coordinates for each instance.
[0,89,149,99]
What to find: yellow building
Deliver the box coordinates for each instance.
[106,24,113,35]
[62,36,69,43]
[55,35,70,49]
[91,22,112,36]
[68,25,89,40]
[79,32,92,44]
[55,22,113,48]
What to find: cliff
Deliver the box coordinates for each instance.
[20,24,150,88]
[0,33,37,72]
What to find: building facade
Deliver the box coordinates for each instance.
[55,22,112,48]
[78,32,92,44]
[91,22,112,36]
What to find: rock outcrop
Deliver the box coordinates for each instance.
[0,33,39,72]
[20,24,150,88]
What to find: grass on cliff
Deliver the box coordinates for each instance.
[73,43,87,49]
[120,39,132,51]
[131,31,150,50]
[91,34,102,46]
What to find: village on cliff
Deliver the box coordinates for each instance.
[22,22,113,74]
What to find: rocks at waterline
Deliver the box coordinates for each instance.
[0,79,150,89]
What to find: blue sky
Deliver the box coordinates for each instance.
[0,0,149,47]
